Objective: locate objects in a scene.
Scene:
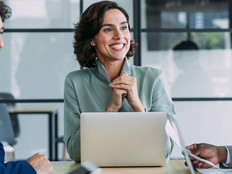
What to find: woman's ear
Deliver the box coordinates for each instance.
[90,39,96,46]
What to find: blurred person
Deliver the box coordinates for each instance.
[64,1,176,162]
[0,1,52,174]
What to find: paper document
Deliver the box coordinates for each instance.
[197,168,232,174]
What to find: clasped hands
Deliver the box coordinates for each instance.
[106,71,145,112]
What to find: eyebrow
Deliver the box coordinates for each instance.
[102,21,128,27]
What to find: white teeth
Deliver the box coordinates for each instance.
[111,44,124,49]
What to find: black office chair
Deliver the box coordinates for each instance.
[0,103,17,146]
[0,93,20,138]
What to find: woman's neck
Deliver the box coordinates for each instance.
[99,58,125,82]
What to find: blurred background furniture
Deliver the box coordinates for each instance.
[8,105,59,161]
[0,103,17,146]
[0,93,20,138]
[56,136,66,161]
[0,103,17,162]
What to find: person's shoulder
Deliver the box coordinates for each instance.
[65,68,92,80]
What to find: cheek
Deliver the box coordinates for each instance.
[94,39,108,53]
[127,35,131,45]
[94,37,108,47]
[126,33,131,42]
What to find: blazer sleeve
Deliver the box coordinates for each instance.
[0,161,36,174]
[0,142,36,174]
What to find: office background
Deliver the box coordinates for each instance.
[1,0,232,160]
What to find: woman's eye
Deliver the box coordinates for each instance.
[104,28,112,32]
[122,26,128,30]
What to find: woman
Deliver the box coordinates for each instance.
[64,1,176,162]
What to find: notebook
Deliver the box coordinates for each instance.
[80,112,167,167]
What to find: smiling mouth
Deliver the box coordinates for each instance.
[110,44,124,50]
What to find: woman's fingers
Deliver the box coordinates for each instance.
[110,72,134,86]
[106,89,127,112]
[109,72,144,112]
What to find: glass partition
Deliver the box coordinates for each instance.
[5,0,80,28]
[0,33,78,98]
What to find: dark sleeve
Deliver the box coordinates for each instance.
[0,142,5,164]
[0,142,36,174]
[0,161,36,174]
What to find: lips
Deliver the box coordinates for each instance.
[110,43,125,50]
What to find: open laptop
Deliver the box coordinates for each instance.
[80,112,167,167]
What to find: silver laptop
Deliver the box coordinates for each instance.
[80,112,167,167]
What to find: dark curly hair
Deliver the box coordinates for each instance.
[0,1,12,22]
[73,1,136,68]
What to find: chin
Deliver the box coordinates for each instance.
[113,56,127,60]
[113,53,128,59]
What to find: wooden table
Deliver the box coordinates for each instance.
[51,160,194,174]
[8,105,59,161]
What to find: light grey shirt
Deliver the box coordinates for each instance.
[221,146,232,168]
[64,58,176,162]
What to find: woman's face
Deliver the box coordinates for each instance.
[92,9,131,63]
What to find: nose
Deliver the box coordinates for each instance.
[114,28,123,40]
[0,35,4,48]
